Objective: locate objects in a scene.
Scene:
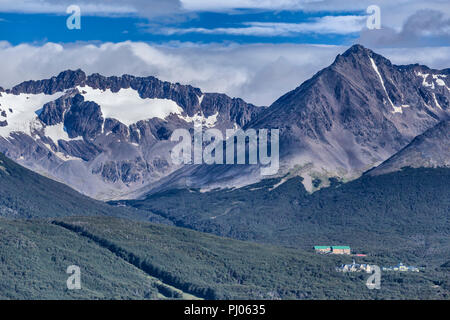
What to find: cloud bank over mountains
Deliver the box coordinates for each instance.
[0,1,448,105]
[0,41,449,106]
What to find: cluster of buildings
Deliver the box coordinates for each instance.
[336,262,421,273]
[382,263,420,272]
[315,246,420,273]
[314,246,351,255]
[336,260,374,273]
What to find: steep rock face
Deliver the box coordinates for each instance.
[140,45,449,195]
[39,92,78,125]
[63,97,103,139]
[0,71,263,199]
[367,120,450,175]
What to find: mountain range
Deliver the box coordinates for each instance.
[146,45,450,195]
[0,70,262,199]
[0,44,449,300]
[1,44,448,200]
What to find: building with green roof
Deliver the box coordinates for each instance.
[314,246,331,253]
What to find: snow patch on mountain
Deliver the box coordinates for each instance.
[77,86,184,126]
[179,111,219,128]
[432,74,447,84]
[417,72,435,89]
[432,93,443,110]
[198,94,204,105]
[40,141,80,161]
[369,57,411,114]
[369,57,403,113]
[435,78,446,86]
[54,151,81,161]
[44,123,83,143]
[0,91,65,136]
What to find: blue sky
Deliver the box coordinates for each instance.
[1,0,448,48]
[0,0,449,105]
[0,10,364,45]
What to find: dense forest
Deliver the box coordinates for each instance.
[1,217,447,299]
[1,151,448,299]
[118,167,450,269]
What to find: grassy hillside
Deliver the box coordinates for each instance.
[0,152,166,223]
[1,216,447,299]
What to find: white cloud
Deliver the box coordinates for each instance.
[180,0,450,30]
[164,15,367,36]
[0,0,182,18]
[180,0,312,11]
[359,9,450,47]
[0,0,310,14]
[0,41,449,106]
[2,1,449,24]
[0,0,135,15]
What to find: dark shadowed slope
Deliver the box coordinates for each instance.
[0,152,165,222]
[368,120,450,176]
[45,217,450,299]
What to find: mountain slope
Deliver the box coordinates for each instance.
[0,152,163,222]
[367,120,450,176]
[146,44,450,195]
[0,218,169,299]
[250,44,449,177]
[2,150,446,299]
[0,71,263,200]
[0,152,448,299]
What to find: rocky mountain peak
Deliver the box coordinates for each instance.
[342,43,380,57]
[331,44,391,72]
[339,43,373,59]
[173,45,450,195]
[9,69,86,95]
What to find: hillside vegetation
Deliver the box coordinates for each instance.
[119,167,450,269]
[0,153,448,299]
[0,218,166,299]
[1,216,447,299]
